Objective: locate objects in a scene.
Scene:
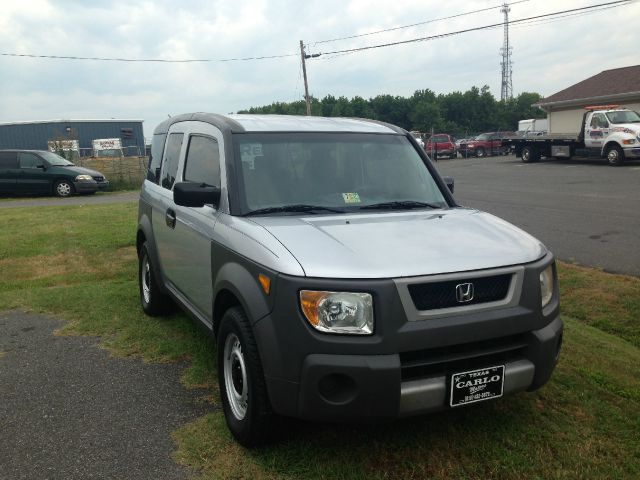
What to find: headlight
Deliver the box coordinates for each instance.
[540,264,555,308]
[75,174,93,181]
[300,290,373,335]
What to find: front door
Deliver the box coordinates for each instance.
[584,113,610,150]
[151,122,225,320]
[17,152,50,193]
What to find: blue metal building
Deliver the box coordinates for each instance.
[0,119,145,156]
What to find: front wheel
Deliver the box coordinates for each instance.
[475,147,486,158]
[218,307,273,447]
[138,242,174,316]
[606,144,625,166]
[54,179,74,197]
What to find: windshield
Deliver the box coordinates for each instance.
[606,110,640,124]
[40,151,74,166]
[474,134,490,141]
[430,135,449,143]
[234,133,448,214]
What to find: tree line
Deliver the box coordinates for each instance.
[239,86,545,138]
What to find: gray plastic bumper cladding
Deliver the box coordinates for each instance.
[254,254,562,421]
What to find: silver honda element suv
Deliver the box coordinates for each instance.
[137,114,562,446]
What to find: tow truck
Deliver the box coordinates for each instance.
[503,106,640,166]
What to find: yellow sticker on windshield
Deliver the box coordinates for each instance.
[342,192,361,204]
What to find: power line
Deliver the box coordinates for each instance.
[0,52,298,63]
[312,0,633,58]
[311,0,531,46]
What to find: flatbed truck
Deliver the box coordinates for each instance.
[503,106,640,166]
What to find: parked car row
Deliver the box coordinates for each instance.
[421,132,520,159]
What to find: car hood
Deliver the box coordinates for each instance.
[61,165,105,177]
[612,123,640,135]
[250,208,546,278]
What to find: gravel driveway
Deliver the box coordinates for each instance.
[0,311,210,480]
[0,191,138,209]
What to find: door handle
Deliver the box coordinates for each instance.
[165,208,176,229]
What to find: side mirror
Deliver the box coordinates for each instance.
[173,182,221,208]
[443,176,454,194]
[36,164,46,170]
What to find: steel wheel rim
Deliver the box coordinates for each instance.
[523,149,530,161]
[141,255,151,304]
[57,182,71,196]
[608,149,618,163]
[223,333,248,420]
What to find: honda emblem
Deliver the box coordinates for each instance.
[456,283,474,303]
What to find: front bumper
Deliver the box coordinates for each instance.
[255,254,562,421]
[623,147,640,158]
[74,180,109,193]
[291,316,562,421]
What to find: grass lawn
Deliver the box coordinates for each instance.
[0,203,638,480]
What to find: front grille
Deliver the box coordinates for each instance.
[93,176,105,182]
[400,333,528,380]
[408,274,511,311]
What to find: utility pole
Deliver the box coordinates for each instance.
[300,40,312,116]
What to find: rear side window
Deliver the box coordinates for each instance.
[19,152,43,169]
[161,133,184,190]
[148,133,167,183]
[183,135,221,187]
[0,151,18,169]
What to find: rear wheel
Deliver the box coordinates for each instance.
[606,144,625,166]
[54,179,74,197]
[521,146,540,163]
[218,307,273,447]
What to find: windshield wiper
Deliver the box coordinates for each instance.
[359,200,442,211]
[244,204,346,216]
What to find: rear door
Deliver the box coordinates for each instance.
[0,152,19,193]
[17,152,50,193]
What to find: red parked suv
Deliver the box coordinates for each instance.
[425,134,457,159]
[459,132,518,158]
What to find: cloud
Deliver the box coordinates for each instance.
[1,0,638,137]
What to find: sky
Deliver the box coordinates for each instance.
[1,0,638,139]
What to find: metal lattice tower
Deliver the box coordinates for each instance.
[500,2,513,101]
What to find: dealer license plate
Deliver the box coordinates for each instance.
[450,365,505,407]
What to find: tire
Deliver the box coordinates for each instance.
[138,242,173,316]
[54,179,74,197]
[218,307,273,447]
[450,153,456,159]
[475,147,486,158]
[521,146,540,163]
[606,144,625,166]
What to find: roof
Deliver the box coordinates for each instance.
[0,119,144,126]
[535,65,640,108]
[153,113,401,135]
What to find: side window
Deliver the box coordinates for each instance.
[0,151,18,168]
[18,152,43,169]
[148,133,167,183]
[591,114,607,129]
[161,133,184,190]
[183,135,221,187]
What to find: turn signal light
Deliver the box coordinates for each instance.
[258,274,271,295]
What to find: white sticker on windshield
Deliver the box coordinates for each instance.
[342,192,361,204]
[240,143,263,170]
